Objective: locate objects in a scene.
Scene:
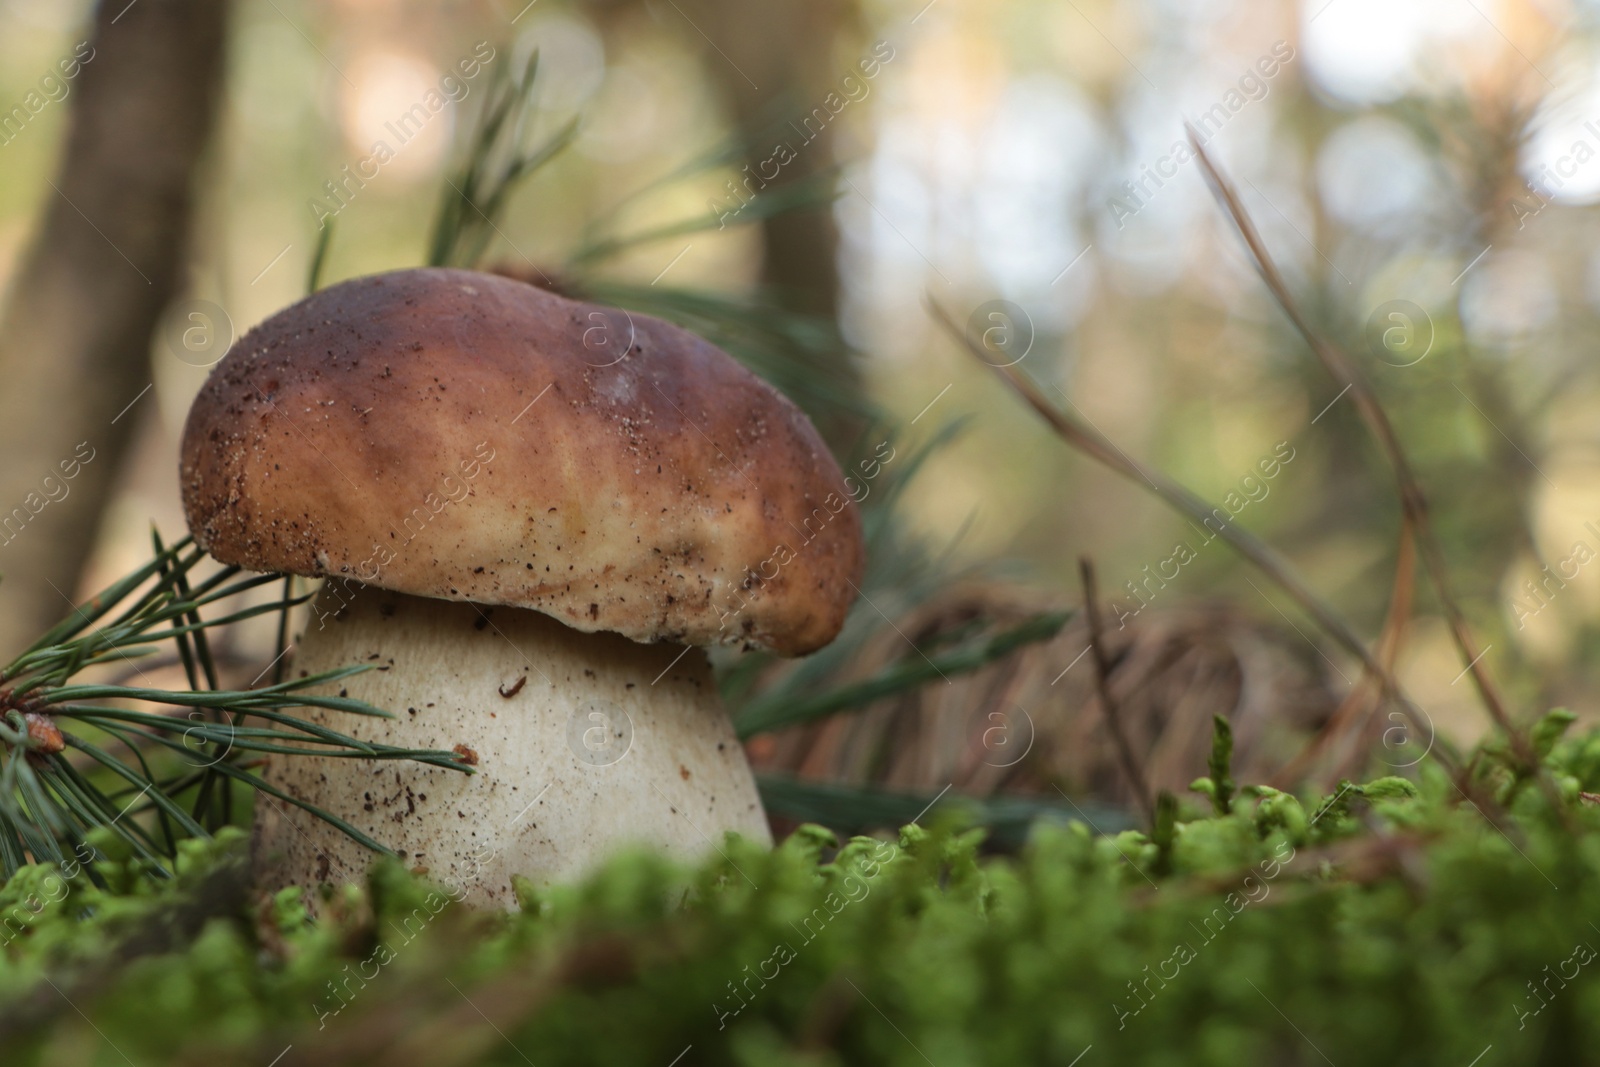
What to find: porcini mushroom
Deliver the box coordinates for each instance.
[179,267,863,906]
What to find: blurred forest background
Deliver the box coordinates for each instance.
[0,0,1596,809]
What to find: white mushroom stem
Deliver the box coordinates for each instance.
[254,584,771,907]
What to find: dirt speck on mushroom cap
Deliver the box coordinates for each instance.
[179,267,863,655]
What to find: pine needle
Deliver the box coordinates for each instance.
[0,535,472,877]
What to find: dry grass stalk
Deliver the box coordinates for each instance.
[1080,557,1154,823]
[925,298,1455,779]
[1185,127,1516,750]
[748,584,1337,814]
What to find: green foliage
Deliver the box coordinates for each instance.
[6,736,1600,1064]
[0,536,471,879]
[755,774,1136,848]
[427,50,578,270]
[735,608,1073,737]
[1190,715,1236,816]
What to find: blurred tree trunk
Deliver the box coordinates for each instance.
[0,0,230,656]
[591,0,855,315]
[585,0,864,452]
[688,0,854,321]
[687,0,867,449]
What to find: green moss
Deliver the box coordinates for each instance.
[3,739,1600,1063]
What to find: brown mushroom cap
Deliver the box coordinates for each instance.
[179,267,864,655]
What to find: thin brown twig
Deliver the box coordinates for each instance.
[1334,516,1421,784]
[1185,126,1521,754]
[1185,130,1577,831]
[926,298,1458,780]
[1078,557,1154,825]
[1275,514,1417,788]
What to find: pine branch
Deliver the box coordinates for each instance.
[427,50,577,272]
[0,534,472,878]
